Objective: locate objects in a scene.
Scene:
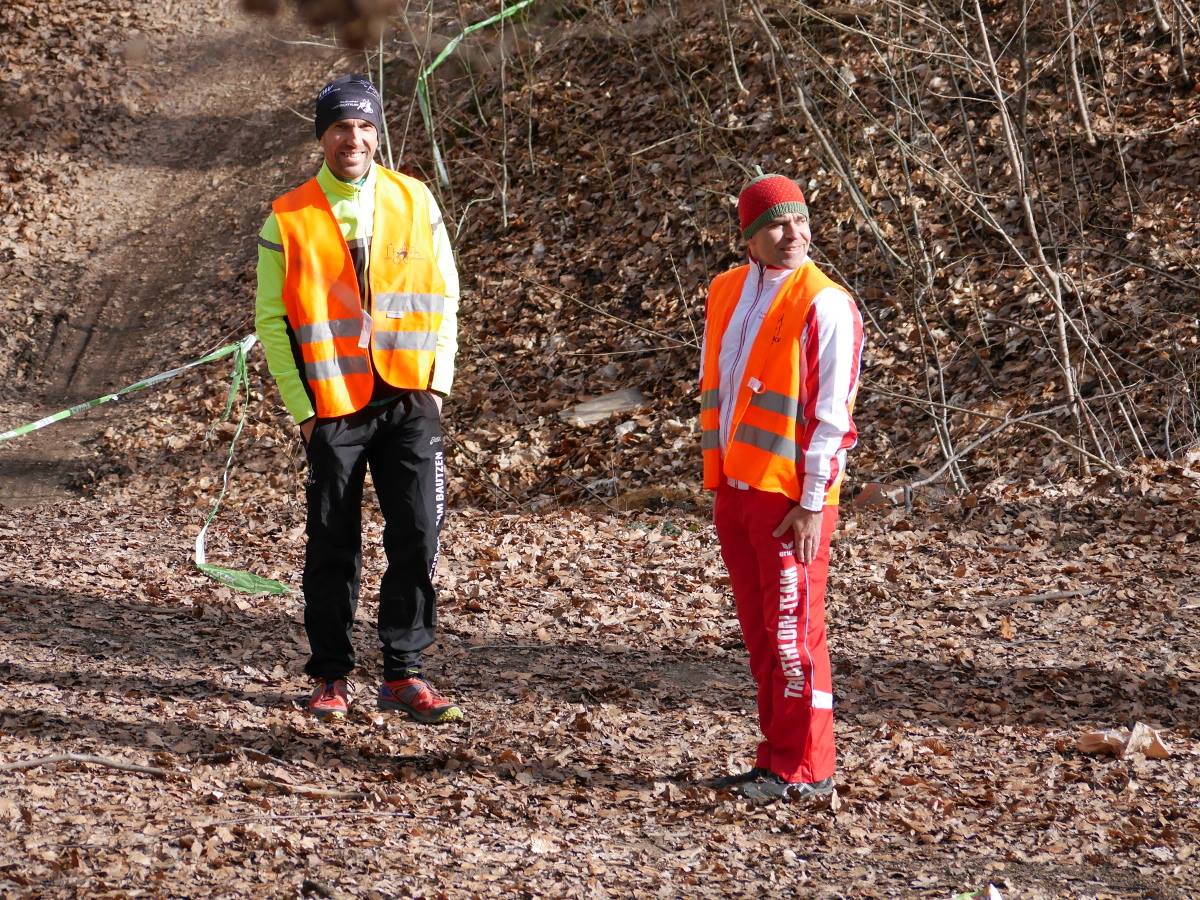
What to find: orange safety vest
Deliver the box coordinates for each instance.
[699,261,848,505]
[272,167,446,418]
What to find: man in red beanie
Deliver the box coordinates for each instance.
[699,171,864,801]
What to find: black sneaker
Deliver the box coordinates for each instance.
[710,767,771,790]
[738,773,835,802]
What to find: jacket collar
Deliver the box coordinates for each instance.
[316,160,376,200]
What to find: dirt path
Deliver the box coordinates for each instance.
[0,1,341,507]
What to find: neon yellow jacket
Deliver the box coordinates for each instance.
[254,162,460,423]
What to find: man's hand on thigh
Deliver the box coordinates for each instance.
[772,505,823,564]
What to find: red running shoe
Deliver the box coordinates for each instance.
[378,676,463,723]
[307,678,349,719]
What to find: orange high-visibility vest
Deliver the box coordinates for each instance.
[700,261,847,505]
[272,167,446,418]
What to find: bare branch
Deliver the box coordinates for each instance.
[0,754,171,778]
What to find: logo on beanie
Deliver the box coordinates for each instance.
[315,75,383,138]
[334,98,374,114]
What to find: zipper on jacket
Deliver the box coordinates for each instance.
[721,259,768,448]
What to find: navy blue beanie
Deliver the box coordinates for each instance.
[314,75,383,139]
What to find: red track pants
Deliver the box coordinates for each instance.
[714,484,837,784]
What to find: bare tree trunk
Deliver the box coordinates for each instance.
[1064,0,1096,145]
[1150,0,1172,32]
[1173,0,1193,81]
[498,0,510,229]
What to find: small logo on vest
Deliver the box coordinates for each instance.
[771,314,786,343]
[388,243,409,262]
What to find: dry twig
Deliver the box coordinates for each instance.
[238,777,370,801]
[0,753,172,778]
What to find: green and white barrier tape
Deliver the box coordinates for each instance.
[416,0,537,187]
[1,334,291,596]
[193,335,291,596]
[0,338,249,443]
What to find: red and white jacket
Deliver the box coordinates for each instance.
[700,255,864,510]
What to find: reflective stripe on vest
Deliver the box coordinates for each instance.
[375,292,445,316]
[749,389,799,421]
[375,330,438,351]
[272,167,446,418]
[699,261,841,503]
[732,422,796,459]
[700,388,721,452]
[306,356,371,381]
[296,319,360,344]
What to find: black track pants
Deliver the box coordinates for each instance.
[301,391,445,681]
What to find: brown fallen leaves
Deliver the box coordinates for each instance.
[3,459,1199,896]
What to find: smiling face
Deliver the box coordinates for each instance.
[747,213,811,269]
[319,118,378,180]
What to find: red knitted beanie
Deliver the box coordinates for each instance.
[737,172,809,239]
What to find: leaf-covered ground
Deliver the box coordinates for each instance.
[2,463,1199,896]
[2,0,1199,896]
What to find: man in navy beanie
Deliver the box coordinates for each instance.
[255,75,463,723]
